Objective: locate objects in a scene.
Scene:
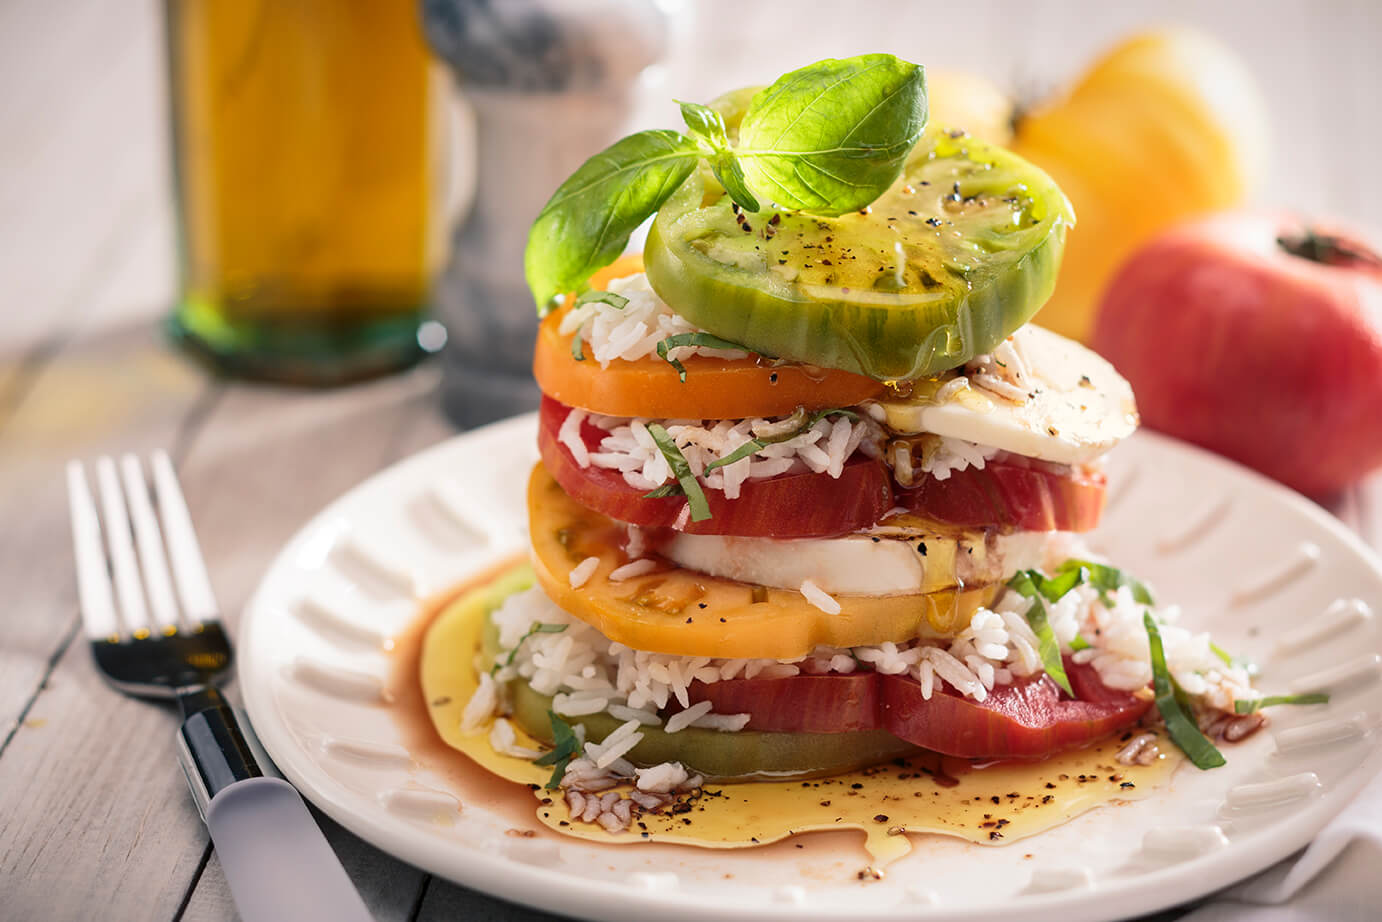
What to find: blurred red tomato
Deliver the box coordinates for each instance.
[1092,212,1382,496]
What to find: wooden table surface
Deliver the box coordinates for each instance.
[2,1,1380,920]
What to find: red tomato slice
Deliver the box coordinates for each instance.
[897,455,1107,532]
[686,659,1150,760]
[879,660,1149,759]
[538,396,892,538]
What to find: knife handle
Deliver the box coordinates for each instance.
[205,777,374,922]
[178,701,373,922]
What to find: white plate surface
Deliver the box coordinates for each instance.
[239,414,1382,922]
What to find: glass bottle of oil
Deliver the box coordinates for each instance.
[164,0,449,384]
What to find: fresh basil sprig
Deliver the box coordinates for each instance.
[1052,559,1155,607]
[1233,693,1329,714]
[533,710,582,789]
[493,622,567,673]
[645,423,711,521]
[524,54,927,310]
[1144,612,1226,770]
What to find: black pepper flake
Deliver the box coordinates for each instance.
[820,800,831,807]
[1121,781,1136,789]
[697,602,708,609]
[991,796,1001,804]
[917,541,927,556]
[989,831,1004,841]
[685,617,693,624]
[851,783,864,790]
[719,617,726,623]
[873,814,889,823]
[768,372,779,384]
[926,217,942,227]
[769,213,781,226]
[870,536,881,543]
[1041,795,1054,804]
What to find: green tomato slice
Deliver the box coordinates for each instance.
[644,131,1075,381]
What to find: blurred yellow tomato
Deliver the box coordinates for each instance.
[925,70,1013,146]
[1010,28,1268,343]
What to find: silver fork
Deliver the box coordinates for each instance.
[67,452,373,922]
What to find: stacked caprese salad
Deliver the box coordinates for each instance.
[459,58,1302,828]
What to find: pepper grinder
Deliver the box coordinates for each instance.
[423,0,672,428]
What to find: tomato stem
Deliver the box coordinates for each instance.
[1277,227,1382,271]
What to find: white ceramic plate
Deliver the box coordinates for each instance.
[238,415,1382,922]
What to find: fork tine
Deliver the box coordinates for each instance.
[66,461,120,640]
[151,451,219,624]
[95,456,152,636]
[120,454,182,633]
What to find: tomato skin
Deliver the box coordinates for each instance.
[538,395,893,538]
[534,253,885,419]
[898,455,1107,532]
[880,659,1150,759]
[687,674,880,733]
[684,659,1149,760]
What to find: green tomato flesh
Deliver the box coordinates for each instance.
[645,131,1074,381]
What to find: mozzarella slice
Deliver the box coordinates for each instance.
[660,529,1083,598]
[873,325,1138,465]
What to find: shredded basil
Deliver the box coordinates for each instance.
[570,330,584,361]
[574,289,629,309]
[646,423,711,521]
[1008,571,1073,696]
[1233,693,1329,714]
[1144,612,1225,769]
[1210,641,1260,677]
[704,407,860,472]
[1053,559,1154,606]
[655,332,751,382]
[1070,635,1091,652]
[642,483,682,499]
[533,710,582,789]
[494,622,568,673]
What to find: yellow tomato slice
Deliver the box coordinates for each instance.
[533,255,885,419]
[528,464,998,659]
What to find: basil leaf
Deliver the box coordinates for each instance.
[1070,635,1091,652]
[1008,571,1074,697]
[1144,613,1225,769]
[655,332,750,383]
[574,290,629,309]
[524,129,701,311]
[1233,693,1329,714]
[570,330,585,362]
[533,710,582,789]
[678,100,729,149]
[736,54,926,216]
[646,423,712,521]
[642,483,682,499]
[711,152,760,212]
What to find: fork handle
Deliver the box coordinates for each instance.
[178,704,373,922]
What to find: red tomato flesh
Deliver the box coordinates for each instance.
[687,658,1149,760]
[538,396,894,538]
[898,454,1107,532]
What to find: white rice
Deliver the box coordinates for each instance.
[460,672,498,733]
[568,410,883,499]
[609,558,657,582]
[488,717,544,759]
[799,578,841,615]
[559,272,750,368]
[486,571,1255,722]
[568,556,600,588]
[664,700,713,733]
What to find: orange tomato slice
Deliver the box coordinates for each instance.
[533,255,885,419]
